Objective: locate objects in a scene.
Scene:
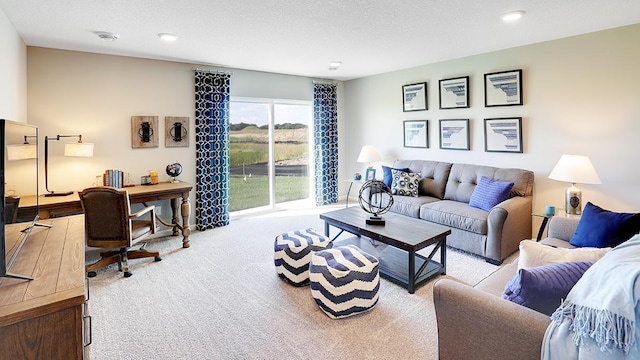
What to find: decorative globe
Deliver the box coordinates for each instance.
[166,162,183,182]
[358,180,394,224]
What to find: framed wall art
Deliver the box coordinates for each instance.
[403,120,428,148]
[402,82,428,112]
[484,69,523,107]
[439,76,469,109]
[439,119,470,150]
[484,117,523,153]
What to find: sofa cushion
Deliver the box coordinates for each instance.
[444,164,533,203]
[390,170,420,197]
[569,202,640,248]
[517,240,609,270]
[390,195,440,218]
[503,261,592,316]
[393,160,452,199]
[381,165,410,187]
[469,176,514,211]
[420,200,488,234]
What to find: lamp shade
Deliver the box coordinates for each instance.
[357,145,381,163]
[548,154,601,184]
[7,143,37,160]
[64,142,94,157]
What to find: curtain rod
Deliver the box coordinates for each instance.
[192,67,233,75]
[313,80,338,85]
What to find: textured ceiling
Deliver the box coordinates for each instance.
[1,0,640,80]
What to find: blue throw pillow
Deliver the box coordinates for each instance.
[503,261,593,316]
[570,202,640,248]
[469,176,514,211]
[382,165,410,187]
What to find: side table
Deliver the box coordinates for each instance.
[344,179,365,207]
[532,209,581,241]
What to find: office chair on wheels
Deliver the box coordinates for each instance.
[79,187,161,277]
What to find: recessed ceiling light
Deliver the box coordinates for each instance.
[502,10,525,22]
[96,31,119,42]
[328,61,342,70]
[158,33,178,42]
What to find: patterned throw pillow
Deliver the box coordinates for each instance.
[390,169,421,197]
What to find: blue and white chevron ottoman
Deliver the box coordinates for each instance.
[274,228,332,286]
[309,245,380,319]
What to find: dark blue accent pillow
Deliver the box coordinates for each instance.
[503,261,592,315]
[382,165,410,187]
[570,202,640,248]
[469,176,514,211]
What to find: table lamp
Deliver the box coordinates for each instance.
[7,136,37,160]
[357,145,381,169]
[548,154,601,215]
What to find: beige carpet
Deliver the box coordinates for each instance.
[87,204,502,360]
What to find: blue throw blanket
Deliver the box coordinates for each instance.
[542,234,640,359]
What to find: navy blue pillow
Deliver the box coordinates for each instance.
[503,261,592,315]
[469,176,514,211]
[382,165,410,187]
[570,202,640,248]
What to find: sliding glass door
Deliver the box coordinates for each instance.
[229,99,311,212]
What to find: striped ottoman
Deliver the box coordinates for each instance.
[274,228,332,286]
[309,245,380,319]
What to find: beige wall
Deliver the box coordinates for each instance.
[0,7,27,122]
[344,24,640,234]
[26,47,345,221]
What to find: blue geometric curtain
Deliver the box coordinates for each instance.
[313,83,339,206]
[194,71,231,230]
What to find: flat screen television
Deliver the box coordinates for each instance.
[1,119,39,281]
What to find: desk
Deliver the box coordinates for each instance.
[17,181,193,248]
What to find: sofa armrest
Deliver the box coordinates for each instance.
[433,279,550,360]
[547,216,580,241]
[485,196,532,263]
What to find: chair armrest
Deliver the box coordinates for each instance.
[433,278,550,360]
[547,216,580,241]
[130,205,157,234]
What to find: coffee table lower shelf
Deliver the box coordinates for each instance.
[334,236,445,293]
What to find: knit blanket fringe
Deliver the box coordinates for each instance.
[552,300,636,354]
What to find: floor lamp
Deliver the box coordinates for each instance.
[44,134,94,197]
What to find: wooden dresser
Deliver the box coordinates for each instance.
[0,215,89,359]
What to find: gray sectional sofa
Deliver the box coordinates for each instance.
[387,160,534,264]
[432,216,579,360]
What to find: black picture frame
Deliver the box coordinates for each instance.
[439,76,469,109]
[439,119,470,150]
[484,117,523,153]
[402,82,428,112]
[403,120,428,148]
[484,69,523,107]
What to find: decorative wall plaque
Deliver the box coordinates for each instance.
[165,116,189,147]
[131,116,159,148]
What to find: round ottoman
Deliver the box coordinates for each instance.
[274,228,332,286]
[309,245,380,319]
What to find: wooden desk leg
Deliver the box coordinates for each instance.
[170,198,180,237]
[180,191,191,248]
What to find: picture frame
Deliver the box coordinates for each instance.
[403,120,428,148]
[365,168,376,181]
[439,76,469,109]
[484,117,523,153]
[402,82,428,112]
[484,69,523,107]
[439,119,470,150]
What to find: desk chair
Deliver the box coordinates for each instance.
[79,187,161,277]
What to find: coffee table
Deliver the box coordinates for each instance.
[320,207,451,293]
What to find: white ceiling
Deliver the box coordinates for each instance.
[2,0,640,81]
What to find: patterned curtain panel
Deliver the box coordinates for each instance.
[313,83,339,206]
[194,71,231,230]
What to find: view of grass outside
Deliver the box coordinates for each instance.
[229,101,310,212]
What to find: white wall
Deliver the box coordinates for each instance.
[26,47,345,221]
[0,7,27,122]
[344,24,640,232]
